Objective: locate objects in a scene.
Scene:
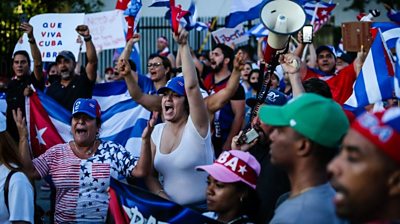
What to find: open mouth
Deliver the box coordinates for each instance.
[76,128,87,135]
[164,105,173,113]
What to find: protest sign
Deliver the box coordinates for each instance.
[13,13,85,62]
[212,24,249,46]
[83,10,126,52]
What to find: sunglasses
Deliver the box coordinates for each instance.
[147,62,163,68]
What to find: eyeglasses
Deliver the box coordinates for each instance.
[147,62,163,68]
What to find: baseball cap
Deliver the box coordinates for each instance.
[196,150,261,189]
[351,108,400,164]
[56,50,76,63]
[246,89,287,108]
[72,98,101,119]
[157,76,186,96]
[259,93,349,148]
[336,51,353,64]
[316,45,336,58]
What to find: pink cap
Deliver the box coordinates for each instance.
[196,150,261,189]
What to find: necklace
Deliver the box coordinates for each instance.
[73,141,96,155]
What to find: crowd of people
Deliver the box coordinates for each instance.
[0,13,399,224]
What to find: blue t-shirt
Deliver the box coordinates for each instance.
[270,183,347,224]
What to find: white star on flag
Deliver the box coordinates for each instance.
[238,165,247,175]
[321,10,328,16]
[35,126,47,145]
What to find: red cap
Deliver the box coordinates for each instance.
[351,108,400,164]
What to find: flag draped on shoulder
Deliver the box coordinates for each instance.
[344,29,395,110]
[225,0,265,28]
[108,178,220,224]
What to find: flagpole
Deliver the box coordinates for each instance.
[302,2,319,61]
[198,16,217,54]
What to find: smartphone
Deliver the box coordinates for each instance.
[245,128,259,144]
[302,25,313,44]
[19,13,28,23]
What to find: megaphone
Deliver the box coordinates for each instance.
[260,0,306,62]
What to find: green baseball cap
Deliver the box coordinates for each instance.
[259,93,349,148]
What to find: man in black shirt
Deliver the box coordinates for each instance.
[6,22,44,142]
[45,25,98,111]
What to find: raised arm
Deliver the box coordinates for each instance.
[280,53,305,97]
[119,36,162,112]
[131,112,158,178]
[21,22,43,82]
[174,27,209,137]
[12,108,41,180]
[205,51,244,113]
[76,25,98,81]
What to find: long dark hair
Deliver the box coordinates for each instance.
[235,181,260,223]
[0,131,24,171]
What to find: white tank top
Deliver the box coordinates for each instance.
[152,116,214,205]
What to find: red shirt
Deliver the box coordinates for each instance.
[304,64,357,105]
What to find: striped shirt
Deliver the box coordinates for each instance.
[33,141,137,223]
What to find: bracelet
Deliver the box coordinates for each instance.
[84,35,92,42]
[28,38,35,44]
[157,189,165,196]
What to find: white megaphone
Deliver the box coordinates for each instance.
[260,0,306,62]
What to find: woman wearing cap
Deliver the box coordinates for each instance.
[197,150,260,223]
[143,27,214,210]
[13,98,153,223]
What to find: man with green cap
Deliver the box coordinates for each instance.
[260,93,349,224]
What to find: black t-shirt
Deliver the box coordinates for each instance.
[45,74,94,111]
[248,143,290,223]
[6,74,45,141]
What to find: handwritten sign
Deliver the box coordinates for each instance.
[13,13,85,62]
[212,24,249,46]
[83,10,126,52]
[13,11,126,62]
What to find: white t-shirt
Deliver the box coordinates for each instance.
[0,164,34,223]
[152,116,214,205]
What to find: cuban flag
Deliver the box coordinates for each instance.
[344,29,395,110]
[26,81,153,158]
[149,0,169,7]
[26,91,71,157]
[395,38,400,98]
[108,178,220,224]
[303,1,336,32]
[246,23,269,37]
[225,0,267,28]
[372,22,400,49]
[116,0,131,10]
[0,92,6,115]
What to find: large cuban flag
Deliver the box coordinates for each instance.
[395,38,400,98]
[344,29,396,110]
[26,80,154,158]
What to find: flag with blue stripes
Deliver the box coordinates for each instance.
[395,38,400,98]
[225,0,267,28]
[0,92,6,115]
[246,23,269,37]
[149,0,169,7]
[28,79,154,157]
[372,22,400,49]
[344,30,395,110]
[164,0,205,32]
